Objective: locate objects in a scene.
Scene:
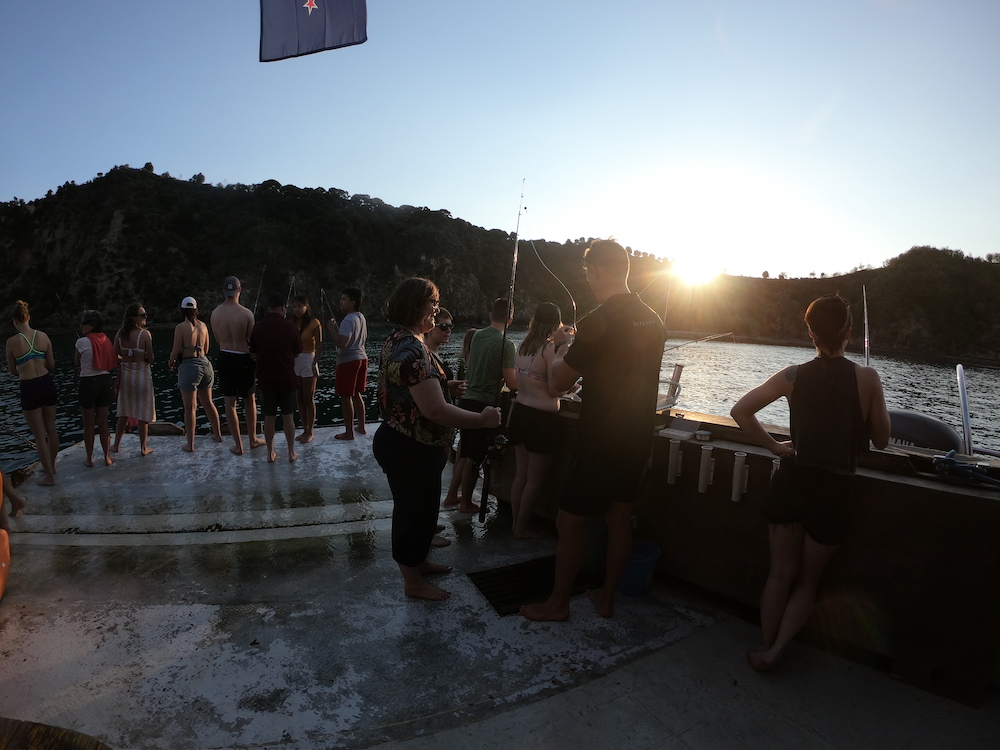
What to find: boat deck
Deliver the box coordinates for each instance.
[1,427,997,749]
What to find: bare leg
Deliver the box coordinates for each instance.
[198,389,223,442]
[353,393,366,434]
[41,404,58,474]
[112,415,127,452]
[225,396,244,454]
[510,444,528,530]
[138,420,152,456]
[282,413,298,462]
[520,510,587,621]
[337,392,355,440]
[305,377,318,438]
[96,405,113,465]
[245,393,264,449]
[443,446,465,507]
[457,459,481,513]
[513,449,553,539]
[81,407,96,466]
[264,415,277,462]
[757,523,804,652]
[1,471,26,533]
[23,408,55,484]
[587,502,633,618]
[181,389,197,452]
[751,531,838,671]
[398,562,451,601]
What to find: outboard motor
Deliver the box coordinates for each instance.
[888,409,963,452]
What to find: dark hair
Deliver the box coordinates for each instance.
[461,328,477,360]
[490,297,512,322]
[804,295,852,351]
[266,292,285,309]
[584,238,630,280]
[436,306,453,321]
[342,287,363,312]
[518,303,562,357]
[11,300,29,323]
[384,278,437,329]
[80,309,104,333]
[291,295,313,332]
[118,303,144,341]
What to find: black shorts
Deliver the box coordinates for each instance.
[763,460,859,546]
[218,351,256,399]
[507,402,562,454]
[458,399,494,465]
[558,448,648,517]
[259,387,296,417]
[79,373,113,410]
[20,372,57,411]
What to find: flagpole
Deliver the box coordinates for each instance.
[479,181,525,524]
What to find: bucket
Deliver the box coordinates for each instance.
[617,540,661,597]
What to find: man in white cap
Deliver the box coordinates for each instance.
[211,276,264,455]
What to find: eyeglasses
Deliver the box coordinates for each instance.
[436,323,454,331]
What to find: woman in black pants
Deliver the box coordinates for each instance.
[373,278,501,601]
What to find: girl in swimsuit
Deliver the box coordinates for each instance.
[290,296,322,443]
[112,304,156,456]
[508,303,576,539]
[169,297,222,452]
[4,300,58,486]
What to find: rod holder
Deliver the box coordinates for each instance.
[698,444,714,494]
[731,451,748,502]
[667,439,682,485]
[667,363,684,399]
[770,457,781,479]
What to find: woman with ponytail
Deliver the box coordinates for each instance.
[731,294,891,672]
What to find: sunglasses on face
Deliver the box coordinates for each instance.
[436,322,454,331]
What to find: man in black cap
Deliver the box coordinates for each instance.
[249,293,302,462]
[211,276,264,455]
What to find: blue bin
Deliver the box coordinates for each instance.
[617,540,661,597]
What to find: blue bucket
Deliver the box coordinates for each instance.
[617,540,661,597]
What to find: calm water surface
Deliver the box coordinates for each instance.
[2,329,997,473]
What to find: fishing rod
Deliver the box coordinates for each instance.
[664,331,735,352]
[862,285,870,367]
[479,181,526,524]
[0,419,36,450]
[253,263,267,317]
[286,274,295,306]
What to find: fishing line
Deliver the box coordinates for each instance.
[520,209,578,328]
[0,419,36,450]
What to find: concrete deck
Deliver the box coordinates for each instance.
[1,428,998,749]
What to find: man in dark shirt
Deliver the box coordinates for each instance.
[521,239,666,622]
[250,293,303,463]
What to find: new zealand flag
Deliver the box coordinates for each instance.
[260,0,367,62]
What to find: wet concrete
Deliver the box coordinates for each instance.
[1,429,720,750]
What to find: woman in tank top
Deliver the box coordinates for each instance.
[5,300,58,486]
[169,297,222,452]
[112,303,156,456]
[290,295,322,443]
[731,295,891,672]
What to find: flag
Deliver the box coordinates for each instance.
[260,0,367,62]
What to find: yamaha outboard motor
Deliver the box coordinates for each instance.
[888,409,963,452]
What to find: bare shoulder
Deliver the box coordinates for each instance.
[854,363,883,386]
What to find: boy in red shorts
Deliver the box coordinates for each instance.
[329,288,368,440]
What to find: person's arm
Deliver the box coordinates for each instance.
[5,341,16,377]
[730,367,796,458]
[113,333,123,358]
[42,334,54,372]
[861,366,892,450]
[74,339,82,371]
[168,326,183,370]
[547,326,581,395]
[313,319,323,359]
[542,341,577,397]
[143,329,154,364]
[409,378,500,429]
[331,316,350,348]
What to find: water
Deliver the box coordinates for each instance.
[3,331,998,473]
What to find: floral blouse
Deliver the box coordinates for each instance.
[377,327,455,447]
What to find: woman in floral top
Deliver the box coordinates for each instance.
[373,278,502,601]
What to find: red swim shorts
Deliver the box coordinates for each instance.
[336,359,368,397]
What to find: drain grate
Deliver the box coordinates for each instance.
[468,555,589,616]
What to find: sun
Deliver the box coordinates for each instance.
[671,256,724,286]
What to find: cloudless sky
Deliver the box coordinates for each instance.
[1,1,997,279]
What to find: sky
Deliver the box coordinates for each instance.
[1,1,998,280]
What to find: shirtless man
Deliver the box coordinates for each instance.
[211,276,264,455]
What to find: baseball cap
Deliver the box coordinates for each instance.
[223,276,241,297]
[181,296,197,309]
[266,292,286,308]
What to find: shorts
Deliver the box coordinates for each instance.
[20,372,57,411]
[507,402,562,454]
[218,351,255,399]
[763,459,859,546]
[178,356,214,393]
[79,373,113,410]
[558,448,648,517]
[336,358,368,396]
[458,398,494,465]
[294,352,318,378]
[259,387,296,417]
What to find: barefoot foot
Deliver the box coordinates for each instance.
[140,447,153,457]
[335,433,354,441]
[230,445,245,456]
[404,580,451,601]
[288,451,298,463]
[747,649,778,673]
[430,535,451,548]
[37,476,56,487]
[249,438,266,450]
[182,445,194,453]
[104,454,114,467]
[587,589,615,618]
[83,458,94,467]
[520,601,570,622]
[268,450,277,463]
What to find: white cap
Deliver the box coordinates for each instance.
[181,296,197,309]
